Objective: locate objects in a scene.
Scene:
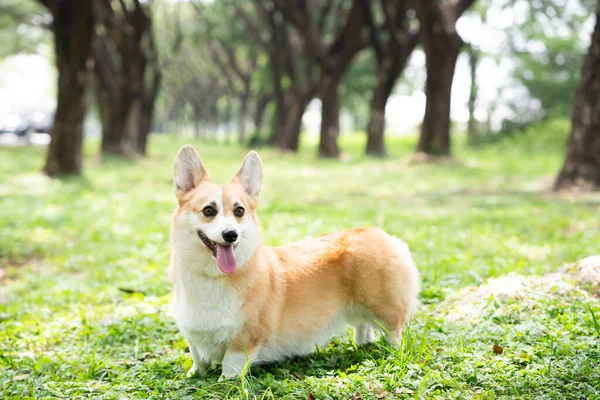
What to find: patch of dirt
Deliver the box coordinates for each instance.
[555,255,600,297]
[438,255,600,321]
[0,256,43,286]
[409,152,458,165]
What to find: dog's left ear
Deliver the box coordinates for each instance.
[232,151,263,200]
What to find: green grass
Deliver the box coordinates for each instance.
[1,126,599,399]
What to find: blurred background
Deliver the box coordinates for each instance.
[0,0,597,191]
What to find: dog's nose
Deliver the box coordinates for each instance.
[222,229,238,243]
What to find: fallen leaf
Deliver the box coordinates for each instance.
[372,386,385,395]
[394,388,414,395]
[493,344,504,355]
[377,391,388,399]
[308,393,316,400]
[14,374,30,381]
[350,393,362,400]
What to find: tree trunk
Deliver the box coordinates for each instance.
[193,104,203,139]
[253,94,270,133]
[366,63,404,156]
[95,74,127,155]
[238,96,249,144]
[270,96,287,145]
[416,44,460,155]
[137,64,161,155]
[278,92,310,152]
[362,0,419,157]
[467,44,479,146]
[554,6,600,191]
[416,0,474,156]
[366,80,389,156]
[94,0,160,158]
[319,75,341,158]
[96,74,136,156]
[42,0,94,176]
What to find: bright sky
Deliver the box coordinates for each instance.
[0,53,55,117]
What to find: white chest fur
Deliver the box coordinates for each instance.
[174,262,243,362]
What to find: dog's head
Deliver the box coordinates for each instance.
[172,145,262,276]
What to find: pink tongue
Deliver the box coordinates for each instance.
[216,244,238,274]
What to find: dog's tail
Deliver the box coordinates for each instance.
[392,236,421,316]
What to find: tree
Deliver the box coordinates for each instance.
[416,0,476,156]
[0,1,49,58]
[234,0,318,151]
[36,0,94,176]
[465,42,480,146]
[194,1,268,144]
[274,0,370,158]
[506,0,592,122]
[154,0,227,139]
[363,0,419,156]
[554,3,600,191]
[94,0,161,157]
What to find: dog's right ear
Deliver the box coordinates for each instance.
[173,145,209,198]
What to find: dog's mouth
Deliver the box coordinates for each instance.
[197,230,217,257]
[197,230,238,274]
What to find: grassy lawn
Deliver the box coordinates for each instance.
[1,125,599,399]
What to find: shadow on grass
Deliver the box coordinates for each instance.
[247,339,400,381]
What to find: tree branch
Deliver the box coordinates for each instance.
[457,0,477,17]
[230,0,269,49]
[361,0,385,63]
[273,0,323,60]
[35,0,54,12]
[215,37,250,83]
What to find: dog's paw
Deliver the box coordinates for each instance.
[186,367,198,378]
[186,362,206,378]
[354,325,375,345]
[218,370,240,382]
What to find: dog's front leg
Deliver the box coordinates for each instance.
[218,345,259,381]
[186,340,210,378]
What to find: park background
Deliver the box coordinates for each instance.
[1,0,599,398]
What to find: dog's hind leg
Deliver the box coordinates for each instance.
[374,307,409,350]
[383,330,402,349]
[353,324,375,345]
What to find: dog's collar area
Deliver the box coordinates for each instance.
[197,230,217,257]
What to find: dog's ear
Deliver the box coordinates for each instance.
[173,145,209,197]
[232,150,263,200]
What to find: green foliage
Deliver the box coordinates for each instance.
[0,132,599,398]
[482,117,571,152]
[506,0,593,120]
[340,50,377,127]
[0,0,50,58]
[153,0,273,132]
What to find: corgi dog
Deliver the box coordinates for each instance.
[169,145,420,380]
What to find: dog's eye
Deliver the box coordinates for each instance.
[202,206,216,217]
[234,206,245,218]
